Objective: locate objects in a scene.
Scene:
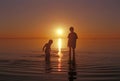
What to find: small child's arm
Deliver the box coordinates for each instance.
[42,44,46,51]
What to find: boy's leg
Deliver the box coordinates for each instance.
[69,47,72,63]
[73,48,76,65]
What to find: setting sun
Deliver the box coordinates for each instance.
[57,29,63,35]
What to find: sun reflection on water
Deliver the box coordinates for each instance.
[58,38,62,52]
[57,38,63,72]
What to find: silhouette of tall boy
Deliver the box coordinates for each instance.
[68,27,78,63]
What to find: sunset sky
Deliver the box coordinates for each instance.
[0,0,120,38]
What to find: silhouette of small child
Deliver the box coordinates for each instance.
[43,40,53,62]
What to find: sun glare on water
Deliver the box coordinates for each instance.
[58,38,62,52]
[57,28,63,52]
[56,28,63,71]
[57,38,63,72]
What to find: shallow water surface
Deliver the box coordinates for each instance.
[0,39,120,81]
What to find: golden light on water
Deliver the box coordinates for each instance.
[57,51,63,72]
[57,48,62,71]
[57,28,63,71]
[58,38,62,52]
[57,38,63,71]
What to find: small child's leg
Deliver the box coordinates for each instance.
[45,52,50,63]
[45,53,47,62]
[48,53,50,62]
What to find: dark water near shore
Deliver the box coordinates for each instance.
[0,39,120,81]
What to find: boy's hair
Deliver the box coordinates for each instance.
[69,27,74,31]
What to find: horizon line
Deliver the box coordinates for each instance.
[0,37,120,39]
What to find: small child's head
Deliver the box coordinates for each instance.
[69,27,74,32]
[48,40,53,44]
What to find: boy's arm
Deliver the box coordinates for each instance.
[75,33,78,39]
[68,33,70,38]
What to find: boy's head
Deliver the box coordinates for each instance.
[48,40,53,44]
[69,27,74,32]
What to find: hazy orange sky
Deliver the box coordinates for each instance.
[0,0,120,38]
